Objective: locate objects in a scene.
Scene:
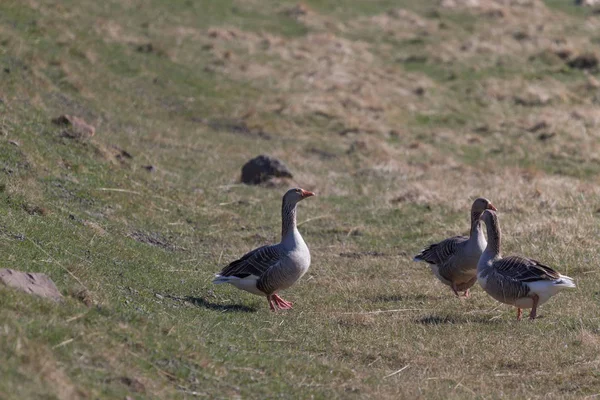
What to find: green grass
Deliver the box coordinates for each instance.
[2,0,600,398]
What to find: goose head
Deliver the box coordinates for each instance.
[283,188,315,205]
[479,209,499,226]
[471,197,497,214]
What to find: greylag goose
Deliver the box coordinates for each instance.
[213,188,315,311]
[478,210,576,320]
[413,198,497,297]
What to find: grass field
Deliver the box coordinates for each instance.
[2,0,600,398]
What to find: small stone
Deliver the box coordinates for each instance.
[8,140,19,146]
[155,293,164,300]
[142,165,155,172]
[241,155,293,185]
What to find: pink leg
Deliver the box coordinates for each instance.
[272,294,293,309]
[268,296,276,311]
[529,294,539,320]
[462,289,470,298]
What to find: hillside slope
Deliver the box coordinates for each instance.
[1,0,600,398]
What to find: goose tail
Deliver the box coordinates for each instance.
[212,274,231,284]
[555,274,576,289]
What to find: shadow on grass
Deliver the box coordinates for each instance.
[183,296,258,313]
[416,314,501,325]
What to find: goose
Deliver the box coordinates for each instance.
[213,188,315,311]
[413,198,497,297]
[478,209,576,320]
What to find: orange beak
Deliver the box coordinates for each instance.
[301,189,316,198]
[488,203,497,211]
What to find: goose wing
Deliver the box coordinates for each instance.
[414,236,468,265]
[493,256,560,282]
[218,244,282,279]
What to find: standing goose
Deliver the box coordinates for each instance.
[478,209,576,320]
[413,198,497,297]
[213,188,315,311]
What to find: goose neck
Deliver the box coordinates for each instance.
[281,200,298,239]
[484,214,501,257]
[469,210,484,239]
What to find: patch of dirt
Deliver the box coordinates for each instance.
[52,114,95,139]
[33,348,84,399]
[203,25,431,136]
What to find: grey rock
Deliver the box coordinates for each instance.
[0,268,62,301]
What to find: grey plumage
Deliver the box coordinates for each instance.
[477,209,576,320]
[414,197,497,296]
[218,244,283,280]
[414,235,468,266]
[213,188,315,311]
